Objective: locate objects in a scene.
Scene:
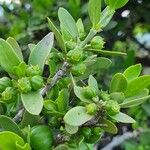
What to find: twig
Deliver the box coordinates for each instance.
[13,108,24,123]
[101,129,148,150]
[40,61,70,96]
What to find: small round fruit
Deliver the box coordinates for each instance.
[93,127,103,136]
[99,91,110,101]
[86,103,97,115]
[67,49,83,64]
[17,77,31,93]
[30,75,44,90]
[1,87,17,103]
[81,127,92,138]
[91,36,105,49]
[30,125,53,150]
[26,65,42,77]
[71,63,86,76]
[83,86,96,99]
[66,41,76,50]
[0,77,12,92]
[106,100,120,116]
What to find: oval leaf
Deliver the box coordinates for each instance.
[21,91,43,115]
[65,124,79,134]
[28,32,54,71]
[0,38,21,74]
[0,131,31,150]
[125,75,150,97]
[64,106,94,126]
[58,7,78,40]
[123,64,142,82]
[0,115,25,139]
[110,112,136,123]
[88,0,101,26]
[110,73,127,93]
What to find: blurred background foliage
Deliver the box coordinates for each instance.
[0,0,150,149]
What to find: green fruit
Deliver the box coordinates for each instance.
[30,75,44,90]
[91,36,105,49]
[17,77,31,93]
[83,86,96,99]
[30,125,53,150]
[93,127,103,136]
[99,91,110,101]
[0,77,12,92]
[86,103,97,115]
[71,63,86,76]
[26,65,42,77]
[84,134,101,144]
[66,41,76,50]
[81,127,92,138]
[1,87,17,103]
[67,49,83,64]
[106,100,120,116]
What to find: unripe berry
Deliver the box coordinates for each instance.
[26,65,42,77]
[0,77,12,92]
[1,87,17,103]
[17,77,31,93]
[93,127,103,136]
[91,36,105,49]
[106,100,120,116]
[86,103,97,115]
[71,63,86,76]
[83,86,97,99]
[67,48,83,64]
[99,91,110,101]
[81,127,92,138]
[66,41,76,50]
[30,75,44,90]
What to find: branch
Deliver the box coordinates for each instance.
[40,61,70,96]
[101,129,148,150]
[13,108,24,123]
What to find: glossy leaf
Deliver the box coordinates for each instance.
[0,131,31,150]
[110,112,136,123]
[88,75,99,94]
[64,106,94,126]
[123,64,142,82]
[110,92,125,104]
[28,32,54,71]
[76,18,85,34]
[47,17,66,53]
[58,7,78,40]
[120,89,149,108]
[125,75,150,97]
[105,0,129,9]
[100,118,118,134]
[0,38,21,74]
[6,37,23,61]
[56,88,69,113]
[28,44,36,51]
[21,91,43,115]
[110,73,127,93]
[88,0,101,26]
[0,115,25,139]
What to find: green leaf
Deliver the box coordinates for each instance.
[56,88,69,113]
[28,44,36,51]
[100,118,118,134]
[110,73,128,93]
[99,6,115,28]
[65,124,79,134]
[105,0,129,9]
[0,38,21,74]
[6,37,23,61]
[123,64,142,82]
[0,131,31,150]
[88,0,101,26]
[110,92,125,104]
[47,18,66,53]
[58,7,79,40]
[120,89,149,108]
[76,18,85,34]
[53,144,69,150]
[88,75,99,94]
[125,75,150,97]
[110,112,136,123]
[0,115,25,139]
[74,86,92,103]
[64,106,94,126]
[21,91,43,115]
[28,32,54,72]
